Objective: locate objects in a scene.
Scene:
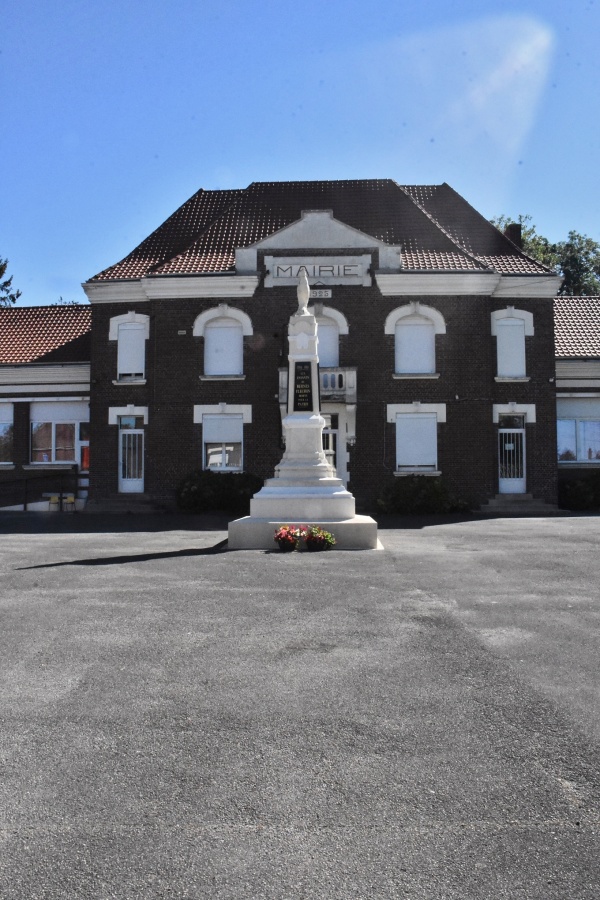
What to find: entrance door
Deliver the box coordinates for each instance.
[118,418,144,493]
[322,414,338,472]
[498,428,526,493]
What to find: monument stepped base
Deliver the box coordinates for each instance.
[228,515,382,550]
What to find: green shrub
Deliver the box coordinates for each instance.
[377,475,470,515]
[558,473,600,510]
[176,470,263,514]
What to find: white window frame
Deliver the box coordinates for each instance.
[491,307,533,381]
[387,403,446,475]
[109,312,150,383]
[193,305,252,379]
[29,401,89,466]
[0,403,13,466]
[309,306,349,369]
[194,404,252,474]
[385,303,445,378]
[558,418,600,464]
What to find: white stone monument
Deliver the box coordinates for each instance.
[228,272,379,550]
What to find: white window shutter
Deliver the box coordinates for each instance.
[317,318,339,367]
[496,318,526,377]
[118,323,146,378]
[204,318,243,375]
[395,319,435,373]
[202,415,243,442]
[396,413,437,467]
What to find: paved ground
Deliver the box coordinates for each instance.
[0,512,598,899]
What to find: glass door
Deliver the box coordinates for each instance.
[118,416,144,493]
[498,415,526,494]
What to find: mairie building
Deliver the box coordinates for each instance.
[0,178,583,512]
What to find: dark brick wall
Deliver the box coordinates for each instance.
[88,282,558,510]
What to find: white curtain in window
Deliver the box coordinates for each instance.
[202,415,243,442]
[496,318,526,377]
[396,413,437,468]
[395,319,435,373]
[204,318,243,375]
[118,323,146,378]
[317,318,339,367]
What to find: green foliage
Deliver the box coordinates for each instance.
[491,214,600,295]
[176,469,263,513]
[377,475,470,515]
[0,257,21,306]
[304,525,336,549]
[51,296,88,306]
[558,473,600,511]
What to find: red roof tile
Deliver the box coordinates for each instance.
[0,306,91,364]
[554,297,600,358]
[87,179,555,281]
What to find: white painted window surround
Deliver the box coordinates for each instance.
[306,306,349,368]
[193,404,252,473]
[109,312,150,382]
[491,308,533,379]
[387,403,446,475]
[193,305,253,377]
[385,303,445,376]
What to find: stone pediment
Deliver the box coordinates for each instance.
[235,210,401,273]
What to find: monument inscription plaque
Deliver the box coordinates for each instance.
[293,361,313,412]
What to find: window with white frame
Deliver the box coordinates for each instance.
[204,318,243,375]
[387,403,446,473]
[109,313,150,382]
[30,401,89,464]
[0,403,13,463]
[193,306,253,378]
[396,413,438,470]
[491,308,533,379]
[202,414,243,471]
[558,419,600,462]
[385,304,445,376]
[316,315,340,367]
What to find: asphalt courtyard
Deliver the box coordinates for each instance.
[0,512,599,899]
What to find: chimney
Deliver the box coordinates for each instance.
[504,223,522,248]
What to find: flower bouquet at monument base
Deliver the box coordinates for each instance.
[303,525,336,551]
[274,524,307,551]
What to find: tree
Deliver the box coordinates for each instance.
[491,214,600,296]
[0,257,21,306]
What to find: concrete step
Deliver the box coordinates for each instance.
[479,494,562,517]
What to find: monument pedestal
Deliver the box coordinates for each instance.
[228,515,380,550]
[228,272,379,551]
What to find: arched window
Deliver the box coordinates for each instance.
[310,306,348,368]
[204,317,243,375]
[385,304,445,376]
[491,308,534,379]
[193,305,253,377]
[109,312,150,382]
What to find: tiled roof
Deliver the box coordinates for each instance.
[0,305,91,364]
[554,297,600,358]
[88,179,555,281]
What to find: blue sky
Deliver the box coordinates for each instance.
[2,0,599,305]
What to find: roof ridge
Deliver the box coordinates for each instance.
[395,183,492,272]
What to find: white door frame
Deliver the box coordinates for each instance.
[119,428,145,493]
[498,428,526,494]
[322,404,349,486]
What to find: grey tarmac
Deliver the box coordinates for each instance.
[0,512,598,899]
